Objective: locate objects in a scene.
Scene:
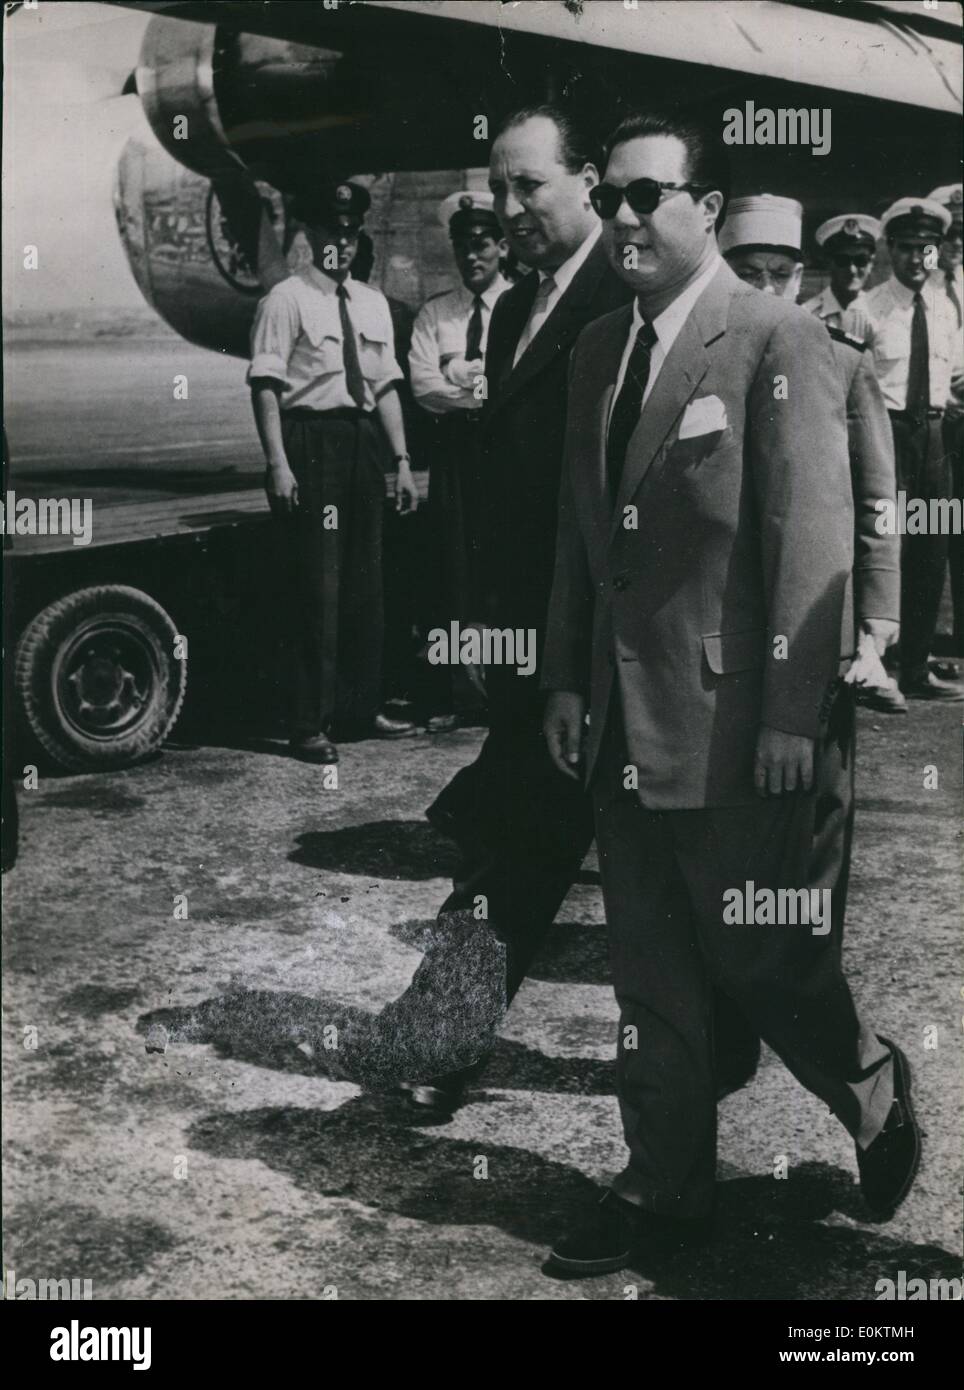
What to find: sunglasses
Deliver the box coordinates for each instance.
[589,179,711,220]
[830,253,872,269]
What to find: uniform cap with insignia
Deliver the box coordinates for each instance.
[439,189,502,239]
[815,213,881,254]
[880,196,950,242]
[927,183,963,230]
[291,181,371,228]
[718,194,803,259]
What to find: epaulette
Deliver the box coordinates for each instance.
[425,288,454,302]
[826,324,867,352]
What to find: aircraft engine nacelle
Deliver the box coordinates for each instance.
[134,17,346,187]
[131,13,512,193]
[116,13,517,357]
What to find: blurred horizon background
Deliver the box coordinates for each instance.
[3,1,152,317]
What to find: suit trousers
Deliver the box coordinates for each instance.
[715,680,857,1069]
[432,664,594,1002]
[593,692,891,1217]
[889,413,951,676]
[944,413,963,654]
[279,409,385,735]
[420,410,486,715]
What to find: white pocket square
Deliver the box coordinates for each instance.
[678,394,727,440]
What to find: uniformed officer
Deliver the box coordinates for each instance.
[866,197,964,701]
[717,193,901,1088]
[802,214,880,344]
[718,193,805,292]
[248,181,420,763]
[408,191,510,727]
[928,184,964,660]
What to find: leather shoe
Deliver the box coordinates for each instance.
[900,669,964,702]
[857,1039,921,1219]
[427,712,459,733]
[372,711,417,738]
[856,680,907,714]
[549,1190,714,1277]
[289,733,338,764]
[401,1061,482,1117]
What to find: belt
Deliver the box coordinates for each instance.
[888,408,944,423]
[282,406,370,423]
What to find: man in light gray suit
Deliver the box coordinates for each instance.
[541,111,919,1277]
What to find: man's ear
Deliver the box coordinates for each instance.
[581,163,601,189]
[497,238,509,257]
[702,190,724,229]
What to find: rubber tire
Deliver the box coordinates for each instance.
[15,585,187,773]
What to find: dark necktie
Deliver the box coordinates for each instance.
[336,282,366,408]
[905,291,930,421]
[465,295,484,360]
[607,319,658,497]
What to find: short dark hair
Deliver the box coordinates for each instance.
[495,104,600,174]
[603,110,731,231]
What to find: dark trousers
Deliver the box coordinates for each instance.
[944,413,963,654]
[429,664,593,1001]
[890,413,952,677]
[715,681,856,1071]
[593,694,890,1216]
[420,412,486,716]
[278,409,384,735]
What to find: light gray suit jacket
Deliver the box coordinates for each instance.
[541,261,854,809]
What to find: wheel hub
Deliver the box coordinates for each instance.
[57,626,156,737]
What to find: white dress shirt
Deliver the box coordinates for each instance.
[864,274,964,413]
[247,266,402,413]
[408,274,510,413]
[801,285,876,345]
[512,222,601,367]
[609,254,723,426]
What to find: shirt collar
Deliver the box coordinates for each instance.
[304,264,344,295]
[455,272,509,311]
[538,222,601,294]
[818,286,845,317]
[481,272,510,308]
[886,275,920,307]
[631,253,723,349]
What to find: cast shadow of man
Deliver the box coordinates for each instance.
[290,820,460,881]
[184,1098,959,1298]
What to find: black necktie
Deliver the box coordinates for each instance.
[336,283,366,408]
[607,319,658,497]
[465,295,484,360]
[905,291,930,421]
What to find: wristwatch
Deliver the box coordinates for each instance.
[393,452,412,466]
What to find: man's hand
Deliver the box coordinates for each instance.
[861,618,900,658]
[445,356,484,391]
[265,461,298,515]
[843,629,891,689]
[396,461,419,513]
[754,724,814,797]
[544,691,586,780]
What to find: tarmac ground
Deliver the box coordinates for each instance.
[3,700,961,1302]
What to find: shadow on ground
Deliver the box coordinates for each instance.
[290,821,459,881]
[186,1100,960,1299]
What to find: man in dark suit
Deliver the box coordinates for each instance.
[412,106,632,1114]
[542,111,920,1274]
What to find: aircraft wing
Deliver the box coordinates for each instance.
[100,0,961,114]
